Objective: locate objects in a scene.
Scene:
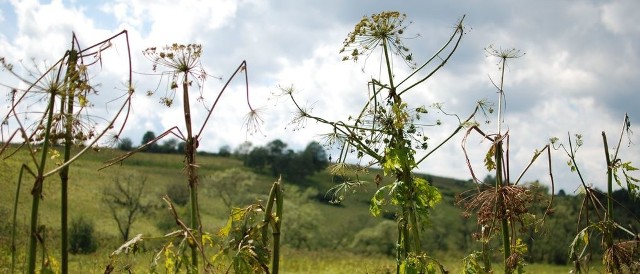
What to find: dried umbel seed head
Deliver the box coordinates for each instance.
[143,43,203,74]
[460,185,533,226]
[603,241,640,271]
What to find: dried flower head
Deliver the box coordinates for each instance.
[340,11,416,68]
[603,240,640,272]
[485,44,525,69]
[1,56,101,147]
[458,185,533,226]
[143,44,203,74]
[242,107,265,137]
[143,43,207,106]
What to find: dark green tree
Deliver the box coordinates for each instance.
[177,141,186,154]
[234,141,252,158]
[141,130,160,152]
[218,145,231,157]
[245,146,269,171]
[267,139,287,156]
[69,216,97,254]
[244,140,329,181]
[159,138,178,153]
[301,141,328,173]
[117,137,133,151]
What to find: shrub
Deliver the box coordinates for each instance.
[165,181,189,206]
[117,137,133,151]
[69,216,97,254]
[350,220,398,256]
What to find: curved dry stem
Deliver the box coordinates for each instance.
[398,15,466,96]
[197,60,254,137]
[461,125,495,187]
[100,126,183,170]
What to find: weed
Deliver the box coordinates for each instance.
[458,45,554,274]
[102,43,285,273]
[1,30,133,273]
[280,12,484,272]
[553,114,640,273]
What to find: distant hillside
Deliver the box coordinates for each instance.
[1,145,637,268]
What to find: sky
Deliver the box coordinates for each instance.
[0,0,638,193]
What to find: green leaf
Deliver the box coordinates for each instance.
[484,145,496,171]
[582,230,589,246]
[370,185,392,217]
[414,177,441,209]
[622,162,639,171]
[383,146,416,175]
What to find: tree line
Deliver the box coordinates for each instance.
[117,133,329,181]
[239,139,329,182]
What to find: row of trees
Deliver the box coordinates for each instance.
[117,131,186,154]
[240,139,329,181]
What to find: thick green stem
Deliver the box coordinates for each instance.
[182,77,200,272]
[495,140,511,274]
[59,48,78,274]
[602,132,613,222]
[382,40,395,94]
[404,172,421,253]
[273,181,283,274]
[12,165,32,273]
[27,88,57,274]
[261,179,283,274]
[601,132,615,274]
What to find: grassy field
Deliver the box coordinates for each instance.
[0,145,593,273]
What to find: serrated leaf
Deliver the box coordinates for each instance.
[484,145,496,171]
[622,162,639,171]
[370,185,391,217]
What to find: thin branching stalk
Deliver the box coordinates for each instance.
[1,30,134,273]
[260,178,284,274]
[283,12,474,272]
[59,45,79,274]
[104,44,259,272]
[459,45,557,274]
[11,165,34,273]
[554,115,638,273]
[27,86,57,274]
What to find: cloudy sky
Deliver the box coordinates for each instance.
[0,0,638,193]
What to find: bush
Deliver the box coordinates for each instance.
[350,220,398,255]
[165,181,189,206]
[69,216,97,254]
[117,137,133,151]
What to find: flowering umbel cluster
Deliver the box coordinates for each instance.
[339,11,416,68]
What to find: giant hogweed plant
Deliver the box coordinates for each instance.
[102,44,283,273]
[458,46,555,274]
[280,12,487,273]
[552,114,639,273]
[0,30,134,274]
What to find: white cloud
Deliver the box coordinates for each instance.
[101,0,239,43]
[1,0,638,193]
[601,1,640,35]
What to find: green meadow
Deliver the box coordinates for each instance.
[0,146,612,273]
